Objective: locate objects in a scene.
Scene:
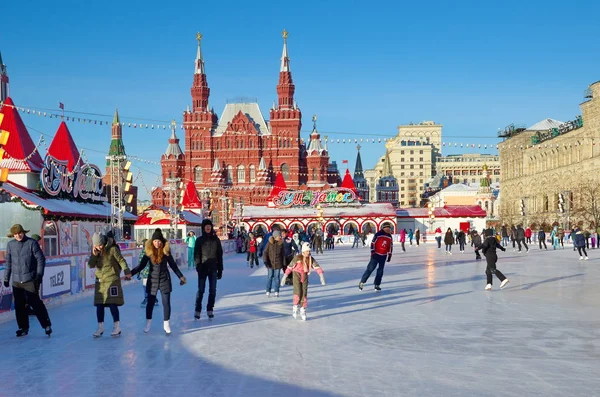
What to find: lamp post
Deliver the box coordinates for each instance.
[428,201,435,242]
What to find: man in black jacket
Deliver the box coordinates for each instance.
[3,224,52,337]
[516,225,529,252]
[193,219,223,320]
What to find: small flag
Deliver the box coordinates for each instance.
[59,102,64,110]
[342,160,348,164]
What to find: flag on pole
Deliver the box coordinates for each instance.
[59,102,64,110]
[342,160,348,164]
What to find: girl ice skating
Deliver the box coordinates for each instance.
[281,242,325,321]
[479,229,509,291]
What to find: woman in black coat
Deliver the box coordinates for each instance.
[443,228,454,254]
[479,229,509,291]
[131,229,186,335]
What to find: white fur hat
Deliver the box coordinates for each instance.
[302,242,311,253]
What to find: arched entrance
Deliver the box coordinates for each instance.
[325,221,340,235]
[343,221,359,235]
[252,224,268,237]
[289,222,304,234]
[361,221,376,234]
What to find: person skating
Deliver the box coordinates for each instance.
[281,243,326,321]
[479,229,509,291]
[185,231,196,270]
[247,232,259,268]
[193,219,223,320]
[444,228,454,254]
[359,223,393,291]
[525,227,532,244]
[408,229,414,245]
[88,233,132,337]
[263,229,285,297]
[573,228,589,260]
[472,230,482,260]
[415,229,420,247]
[538,229,547,250]
[457,229,466,253]
[3,224,52,337]
[399,229,406,252]
[434,227,442,248]
[131,228,187,335]
[516,225,529,252]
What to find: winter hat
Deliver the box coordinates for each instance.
[381,223,392,230]
[201,219,213,228]
[151,228,166,242]
[92,232,106,246]
[485,229,493,237]
[8,224,29,237]
[302,242,311,253]
[272,230,281,239]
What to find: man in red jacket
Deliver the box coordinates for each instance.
[359,223,393,291]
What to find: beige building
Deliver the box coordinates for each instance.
[498,80,600,228]
[365,121,442,207]
[437,154,501,185]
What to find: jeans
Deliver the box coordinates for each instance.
[13,283,51,330]
[248,251,259,268]
[196,270,218,312]
[577,246,588,257]
[446,244,452,252]
[147,290,171,321]
[502,236,509,246]
[459,241,465,251]
[360,255,386,286]
[352,237,360,248]
[96,304,119,322]
[539,239,547,249]
[435,237,441,248]
[266,268,281,293]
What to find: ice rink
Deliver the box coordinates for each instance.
[1,241,599,397]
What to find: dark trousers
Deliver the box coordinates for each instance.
[459,241,465,251]
[585,238,590,249]
[195,270,218,312]
[485,259,506,285]
[96,304,119,322]
[13,284,51,330]
[360,255,386,286]
[517,239,528,251]
[147,289,171,321]
[415,237,420,246]
[577,246,588,257]
[247,251,259,268]
[539,239,547,249]
[436,237,441,248]
[401,242,406,252]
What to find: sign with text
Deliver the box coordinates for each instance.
[84,258,97,289]
[272,188,358,208]
[41,155,107,202]
[42,262,71,298]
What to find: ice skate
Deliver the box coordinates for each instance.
[584,257,589,260]
[194,311,201,320]
[374,285,382,292]
[266,291,271,297]
[579,256,584,260]
[274,292,279,298]
[292,305,298,319]
[500,279,510,289]
[358,282,364,290]
[164,320,172,335]
[300,307,307,321]
[45,326,52,337]
[207,311,214,320]
[16,329,29,338]
[93,323,104,338]
[485,284,492,291]
[111,321,121,337]
[144,319,152,333]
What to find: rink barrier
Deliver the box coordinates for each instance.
[0,239,238,323]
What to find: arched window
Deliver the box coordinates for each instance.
[227,140,231,149]
[200,141,204,150]
[237,165,245,183]
[281,163,290,181]
[249,140,254,149]
[249,165,256,183]
[312,168,317,180]
[227,165,233,183]
[194,166,202,183]
[216,141,221,150]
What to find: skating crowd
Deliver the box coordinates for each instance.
[2,219,592,337]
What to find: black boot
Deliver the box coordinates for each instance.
[16,329,29,337]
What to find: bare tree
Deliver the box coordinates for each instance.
[570,181,600,229]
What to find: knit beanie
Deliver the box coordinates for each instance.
[272,230,281,239]
[301,242,311,253]
[151,228,165,242]
[92,232,106,246]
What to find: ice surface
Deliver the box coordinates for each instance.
[1,242,599,397]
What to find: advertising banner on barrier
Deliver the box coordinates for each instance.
[42,261,71,299]
[84,257,97,289]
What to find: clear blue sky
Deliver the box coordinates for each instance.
[2,0,599,199]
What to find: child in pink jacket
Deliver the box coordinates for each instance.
[281,242,325,320]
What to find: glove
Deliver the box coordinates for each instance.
[319,274,326,286]
[387,254,392,263]
[280,276,287,287]
[3,280,9,288]
[179,276,187,285]
[36,274,44,284]
[217,271,222,280]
